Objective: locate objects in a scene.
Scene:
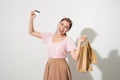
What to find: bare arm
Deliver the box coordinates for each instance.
[70,35,86,60]
[29,10,42,39]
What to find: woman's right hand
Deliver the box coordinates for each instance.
[30,10,36,20]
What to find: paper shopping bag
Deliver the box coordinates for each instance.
[77,41,97,72]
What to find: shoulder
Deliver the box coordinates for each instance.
[40,32,53,40]
[41,32,52,35]
[66,36,73,40]
[41,32,53,37]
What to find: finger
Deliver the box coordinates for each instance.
[81,36,85,39]
[82,35,86,38]
[31,10,36,14]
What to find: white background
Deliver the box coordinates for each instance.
[0,0,120,80]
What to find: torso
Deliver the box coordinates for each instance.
[41,32,76,59]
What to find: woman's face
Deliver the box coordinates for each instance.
[57,20,70,35]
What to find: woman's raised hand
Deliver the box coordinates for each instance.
[78,35,87,45]
[30,10,36,20]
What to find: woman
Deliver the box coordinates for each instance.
[29,10,86,80]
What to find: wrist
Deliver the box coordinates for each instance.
[30,17,34,21]
[77,40,83,46]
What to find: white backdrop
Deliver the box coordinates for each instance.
[0,0,120,80]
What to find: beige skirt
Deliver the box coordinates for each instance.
[43,58,72,80]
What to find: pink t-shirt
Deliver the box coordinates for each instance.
[41,32,76,58]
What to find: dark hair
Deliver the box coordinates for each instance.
[59,17,73,30]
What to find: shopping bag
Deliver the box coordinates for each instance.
[77,41,97,72]
[87,41,97,64]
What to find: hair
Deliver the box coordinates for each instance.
[59,17,73,30]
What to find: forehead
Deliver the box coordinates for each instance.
[60,20,70,25]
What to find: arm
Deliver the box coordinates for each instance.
[70,35,86,60]
[29,10,42,39]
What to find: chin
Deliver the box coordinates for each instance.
[57,29,65,35]
[59,32,63,35]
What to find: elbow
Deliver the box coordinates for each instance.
[73,58,77,61]
[29,28,35,35]
[29,29,34,35]
[72,55,78,61]
[29,31,32,35]
[75,57,78,61]
[29,31,33,35]
[73,52,79,61]
[70,50,79,61]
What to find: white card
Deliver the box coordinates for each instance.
[35,11,40,16]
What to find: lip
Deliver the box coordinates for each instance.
[59,28,64,33]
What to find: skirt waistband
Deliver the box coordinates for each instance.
[48,58,65,60]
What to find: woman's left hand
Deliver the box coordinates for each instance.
[78,35,87,45]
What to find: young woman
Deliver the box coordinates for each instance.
[29,10,86,80]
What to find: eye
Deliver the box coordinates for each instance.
[65,26,69,29]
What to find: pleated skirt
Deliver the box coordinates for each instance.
[43,58,72,80]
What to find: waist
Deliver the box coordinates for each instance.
[49,58,65,60]
[48,58,66,62]
[48,52,67,58]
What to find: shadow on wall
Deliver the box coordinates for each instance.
[67,27,120,80]
[95,49,120,80]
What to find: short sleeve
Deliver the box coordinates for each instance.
[66,38,77,53]
[41,32,52,43]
